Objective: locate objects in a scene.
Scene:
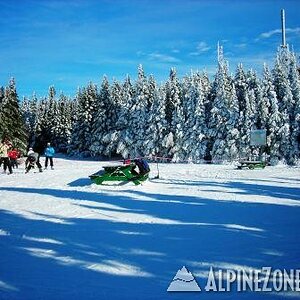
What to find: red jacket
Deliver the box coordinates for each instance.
[8,150,19,160]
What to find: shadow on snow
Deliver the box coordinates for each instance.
[0,180,300,300]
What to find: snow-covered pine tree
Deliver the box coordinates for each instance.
[43,86,57,142]
[180,72,208,162]
[69,82,98,156]
[101,79,124,157]
[0,85,4,108]
[0,86,5,138]
[128,64,149,158]
[69,94,78,129]
[147,75,156,111]
[261,64,282,163]
[90,76,110,156]
[144,80,168,158]
[21,96,37,148]
[139,70,157,157]
[113,76,134,158]
[234,64,248,157]
[164,68,184,161]
[256,65,270,131]
[0,85,9,138]
[193,72,211,161]
[0,78,27,151]
[45,86,59,144]
[53,93,72,152]
[245,70,259,156]
[234,65,257,158]
[29,94,38,137]
[34,97,49,153]
[246,69,260,127]
[20,97,30,134]
[235,64,247,110]
[177,74,190,160]
[288,52,300,163]
[209,61,239,161]
[202,72,214,161]
[68,89,84,155]
[273,53,294,163]
[32,86,58,153]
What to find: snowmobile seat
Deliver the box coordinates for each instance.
[134,158,150,175]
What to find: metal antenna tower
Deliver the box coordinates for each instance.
[217,41,224,64]
[281,9,287,49]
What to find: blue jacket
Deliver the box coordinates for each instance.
[44,146,55,157]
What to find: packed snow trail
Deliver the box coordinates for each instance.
[0,157,300,299]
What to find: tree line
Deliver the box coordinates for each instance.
[0,48,299,164]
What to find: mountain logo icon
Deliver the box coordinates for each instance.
[167,266,201,292]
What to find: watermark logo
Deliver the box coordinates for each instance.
[167,266,300,293]
[167,266,201,292]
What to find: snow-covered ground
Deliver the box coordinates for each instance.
[0,157,299,300]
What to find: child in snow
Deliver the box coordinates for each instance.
[0,137,13,175]
[25,148,43,173]
[44,143,55,170]
[8,148,19,169]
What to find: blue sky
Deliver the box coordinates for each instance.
[0,0,299,98]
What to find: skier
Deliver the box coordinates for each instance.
[0,137,13,175]
[44,142,55,170]
[25,148,43,173]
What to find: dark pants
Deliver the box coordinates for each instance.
[2,157,12,174]
[10,159,18,169]
[45,156,54,168]
[25,158,42,173]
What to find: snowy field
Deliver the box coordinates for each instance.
[0,156,300,300]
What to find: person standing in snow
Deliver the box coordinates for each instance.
[0,137,13,174]
[8,148,19,169]
[25,147,43,173]
[44,142,55,170]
